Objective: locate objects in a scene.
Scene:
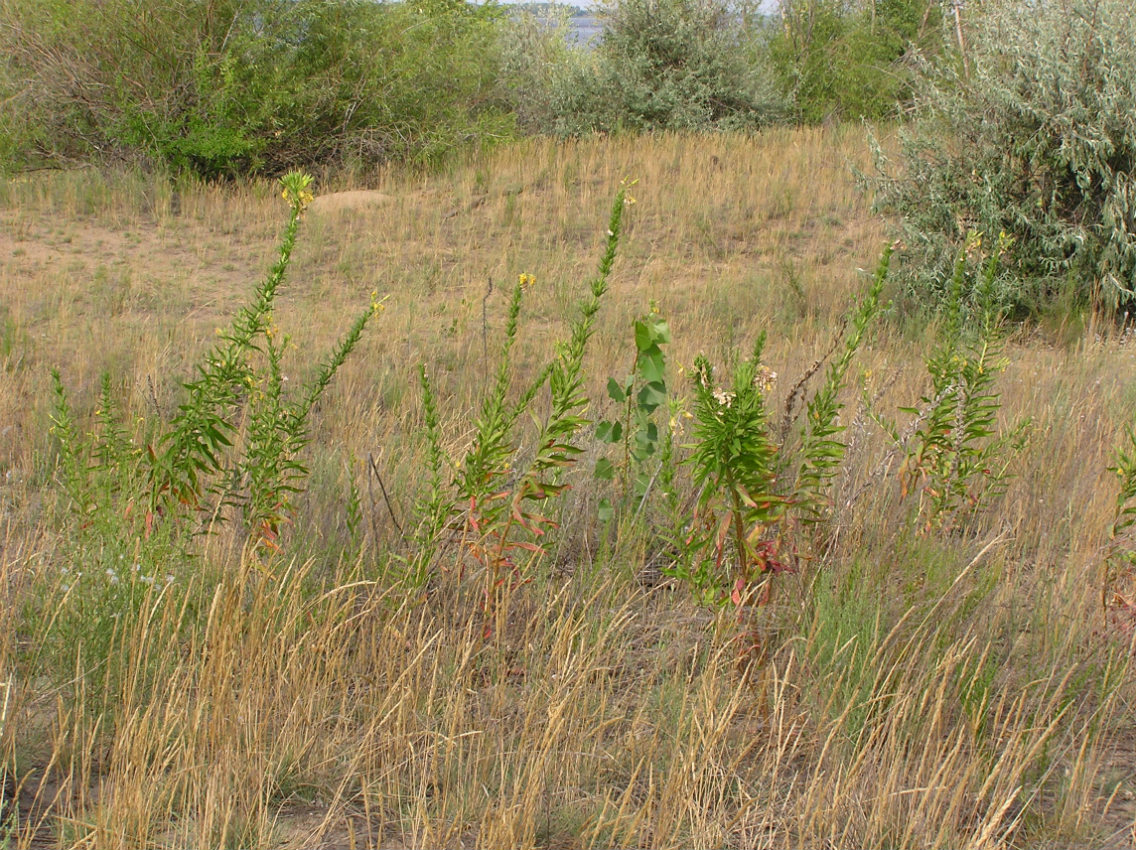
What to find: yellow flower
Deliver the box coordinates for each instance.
[518,273,535,290]
[964,230,984,260]
[620,176,639,206]
[280,171,315,214]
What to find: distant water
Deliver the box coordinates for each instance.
[510,7,603,48]
[569,15,602,46]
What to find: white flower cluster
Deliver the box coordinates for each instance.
[59,556,174,593]
[712,388,735,408]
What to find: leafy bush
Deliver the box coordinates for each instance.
[0,0,514,175]
[495,7,595,135]
[871,0,1136,313]
[882,235,1029,533]
[545,0,787,135]
[681,335,786,605]
[770,0,943,122]
[33,173,379,708]
[658,251,889,612]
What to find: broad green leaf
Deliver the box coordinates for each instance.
[634,319,653,352]
[636,317,670,349]
[637,381,666,413]
[634,424,657,458]
[594,457,615,480]
[596,420,620,443]
[638,347,666,384]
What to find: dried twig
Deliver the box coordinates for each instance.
[778,316,848,443]
[368,452,404,539]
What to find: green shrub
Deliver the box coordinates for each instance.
[495,7,595,135]
[546,0,786,135]
[49,173,377,555]
[890,235,1029,533]
[407,188,629,633]
[870,0,1136,314]
[0,0,515,175]
[770,0,942,122]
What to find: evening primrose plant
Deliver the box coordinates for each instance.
[663,251,889,608]
[50,172,382,556]
[409,185,629,633]
[789,247,889,528]
[39,171,381,707]
[673,334,787,607]
[884,233,1028,534]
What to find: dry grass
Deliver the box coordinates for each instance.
[1,126,1135,848]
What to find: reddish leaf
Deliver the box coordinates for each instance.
[731,577,745,606]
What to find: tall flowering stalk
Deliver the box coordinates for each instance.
[412,183,632,635]
[55,172,381,556]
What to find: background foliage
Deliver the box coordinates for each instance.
[0,0,514,175]
[542,0,787,135]
[0,0,955,174]
[6,0,1136,321]
[768,0,942,122]
[871,0,1136,314]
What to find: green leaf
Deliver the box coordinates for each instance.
[598,498,615,522]
[638,347,666,384]
[633,423,658,459]
[634,319,653,352]
[594,457,616,480]
[633,470,653,498]
[637,381,666,413]
[636,317,671,350]
[608,376,628,403]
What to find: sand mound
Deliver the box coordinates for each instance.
[309,190,392,215]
